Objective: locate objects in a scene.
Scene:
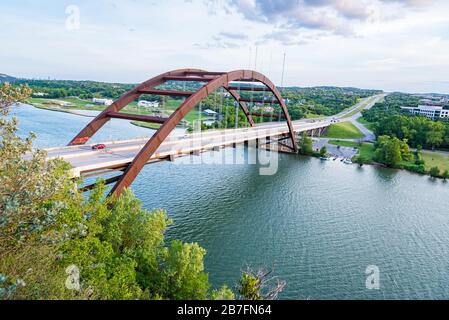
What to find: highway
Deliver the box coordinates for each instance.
[43,94,385,177]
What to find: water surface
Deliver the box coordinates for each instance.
[14,105,449,299]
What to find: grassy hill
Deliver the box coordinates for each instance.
[323,121,365,139]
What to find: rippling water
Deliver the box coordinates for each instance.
[14,105,449,299]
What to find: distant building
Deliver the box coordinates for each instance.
[401,105,449,120]
[138,100,159,108]
[203,109,218,116]
[253,106,275,113]
[33,92,47,97]
[93,98,113,106]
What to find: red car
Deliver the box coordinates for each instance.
[92,144,106,150]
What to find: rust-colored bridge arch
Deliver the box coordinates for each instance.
[69,69,298,196]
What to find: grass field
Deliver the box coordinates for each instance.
[421,152,449,173]
[341,98,364,118]
[27,97,204,125]
[323,121,365,139]
[130,121,161,130]
[356,117,376,131]
[328,140,375,162]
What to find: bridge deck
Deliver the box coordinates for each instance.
[42,94,386,178]
[44,119,331,177]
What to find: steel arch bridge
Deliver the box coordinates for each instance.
[69,69,299,197]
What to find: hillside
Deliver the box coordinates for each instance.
[0,73,17,83]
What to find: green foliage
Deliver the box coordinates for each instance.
[212,285,235,300]
[353,155,371,164]
[401,162,427,175]
[319,146,328,157]
[237,268,285,300]
[239,273,261,300]
[282,86,381,117]
[362,93,449,150]
[0,85,240,300]
[442,170,449,180]
[429,166,441,178]
[1,83,288,301]
[0,83,32,113]
[323,121,365,139]
[298,134,314,156]
[19,77,381,126]
[52,184,213,300]
[362,93,420,123]
[374,135,413,168]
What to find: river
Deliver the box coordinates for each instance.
[12,104,449,300]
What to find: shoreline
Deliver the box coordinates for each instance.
[312,138,449,181]
[25,103,162,131]
[28,103,97,118]
[26,100,449,180]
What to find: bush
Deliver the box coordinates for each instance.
[429,166,441,178]
[415,159,425,166]
[442,170,449,180]
[298,134,314,156]
[353,155,372,165]
[319,146,328,157]
[0,85,236,300]
[401,163,427,175]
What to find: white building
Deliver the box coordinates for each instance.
[253,106,275,113]
[138,100,159,108]
[93,98,113,106]
[401,105,449,120]
[203,109,218,116]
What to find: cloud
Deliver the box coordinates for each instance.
[195,31,249,49]
[218,31,249,40]
[221,0,435,45]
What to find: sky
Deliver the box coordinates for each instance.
[1,0,449,93]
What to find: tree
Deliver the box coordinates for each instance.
[299,133,314,156]
[237,268,285,300]
[426,122,445,149]
[429,166,441,178]
[1,83,286,301]
[319,146,328,157]
[374,135,413,168]
[375,135,402,167]
[212,286,235,300]
[1,83,77,299]
[384,138,402,167]
[0,83,239,300]
[0,82,32,113]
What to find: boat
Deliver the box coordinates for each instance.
[320,156,331,161]
[343,158,353,164]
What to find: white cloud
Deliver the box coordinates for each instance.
[0,0,448,93]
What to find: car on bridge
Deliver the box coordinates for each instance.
[92,144,106,150]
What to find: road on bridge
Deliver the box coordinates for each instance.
[43,94,385,178]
